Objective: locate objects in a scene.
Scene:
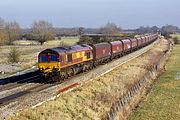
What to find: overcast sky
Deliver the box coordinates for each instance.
[0,0,180,29]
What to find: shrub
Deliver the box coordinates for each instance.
[58,36,61,40]
[8,47,20,63]
[173,36,179,44]
[78,36,94,44]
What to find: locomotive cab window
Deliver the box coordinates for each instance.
[86,52,91,59]
[40,56,48,62]
[50,55,58,62]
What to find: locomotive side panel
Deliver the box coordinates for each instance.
[61,50,93,68]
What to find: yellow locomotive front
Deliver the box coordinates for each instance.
[38,49,61,77]
[38,45,93,79]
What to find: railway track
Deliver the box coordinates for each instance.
[0,70,39,85]
[0,75,40,92]
[0,83,57,107]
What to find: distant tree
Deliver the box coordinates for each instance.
[78,27,84,36]
[0,18,5,33]
[100,22,121,42]
[0,18,7,43]
[161,25,179,34]
[0,18,5,28]
[151,26,159,33]
[78,36,94,44]
[135,26,154,34]
[160,25,179,39]
[161,30,171,39]
[5,21,21,45]
[54,28,78,36]
[31,20,55,45]
[101,22,121,35]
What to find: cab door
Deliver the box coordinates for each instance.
[59,53,66,67]
[67,53,72,63]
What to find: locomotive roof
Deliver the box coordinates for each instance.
[42,44,92,54]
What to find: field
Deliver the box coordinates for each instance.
[0,37,79,77]
[170,34,180,39]
[129,45,180,120]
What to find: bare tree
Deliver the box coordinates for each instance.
[78,27,84,36]
[101,22,121,35]
[5,21,21,45]
[100,22,121,42]
[0,18,5,30]
[31,20,55,45]
[161,25,179,34]
[0,18,7,42]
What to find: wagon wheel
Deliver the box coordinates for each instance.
[83,65,88,72]
[52,76,60,82]
[60,72,68,80]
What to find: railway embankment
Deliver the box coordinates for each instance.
[129,45,180,120]
[7,38,171,120]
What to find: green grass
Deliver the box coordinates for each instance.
[45,36,79,46]
[61,36,79,45]
[129,45,180,120]
[13,36,79,46]
[171,34,180,39]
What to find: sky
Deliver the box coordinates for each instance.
[0,0,180,29]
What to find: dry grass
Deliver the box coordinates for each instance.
[129,45,180,120]
[6,38,170,120]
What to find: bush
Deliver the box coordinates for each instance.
[173,36,179,44]
[78,36,94,44]
[58,36,61,40]
[8,47,20,63]
[162,32,171,39]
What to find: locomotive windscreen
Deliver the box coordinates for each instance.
[40,56,48,62]
[39,55,59,63]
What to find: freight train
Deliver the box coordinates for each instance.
[38,34,158,81]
